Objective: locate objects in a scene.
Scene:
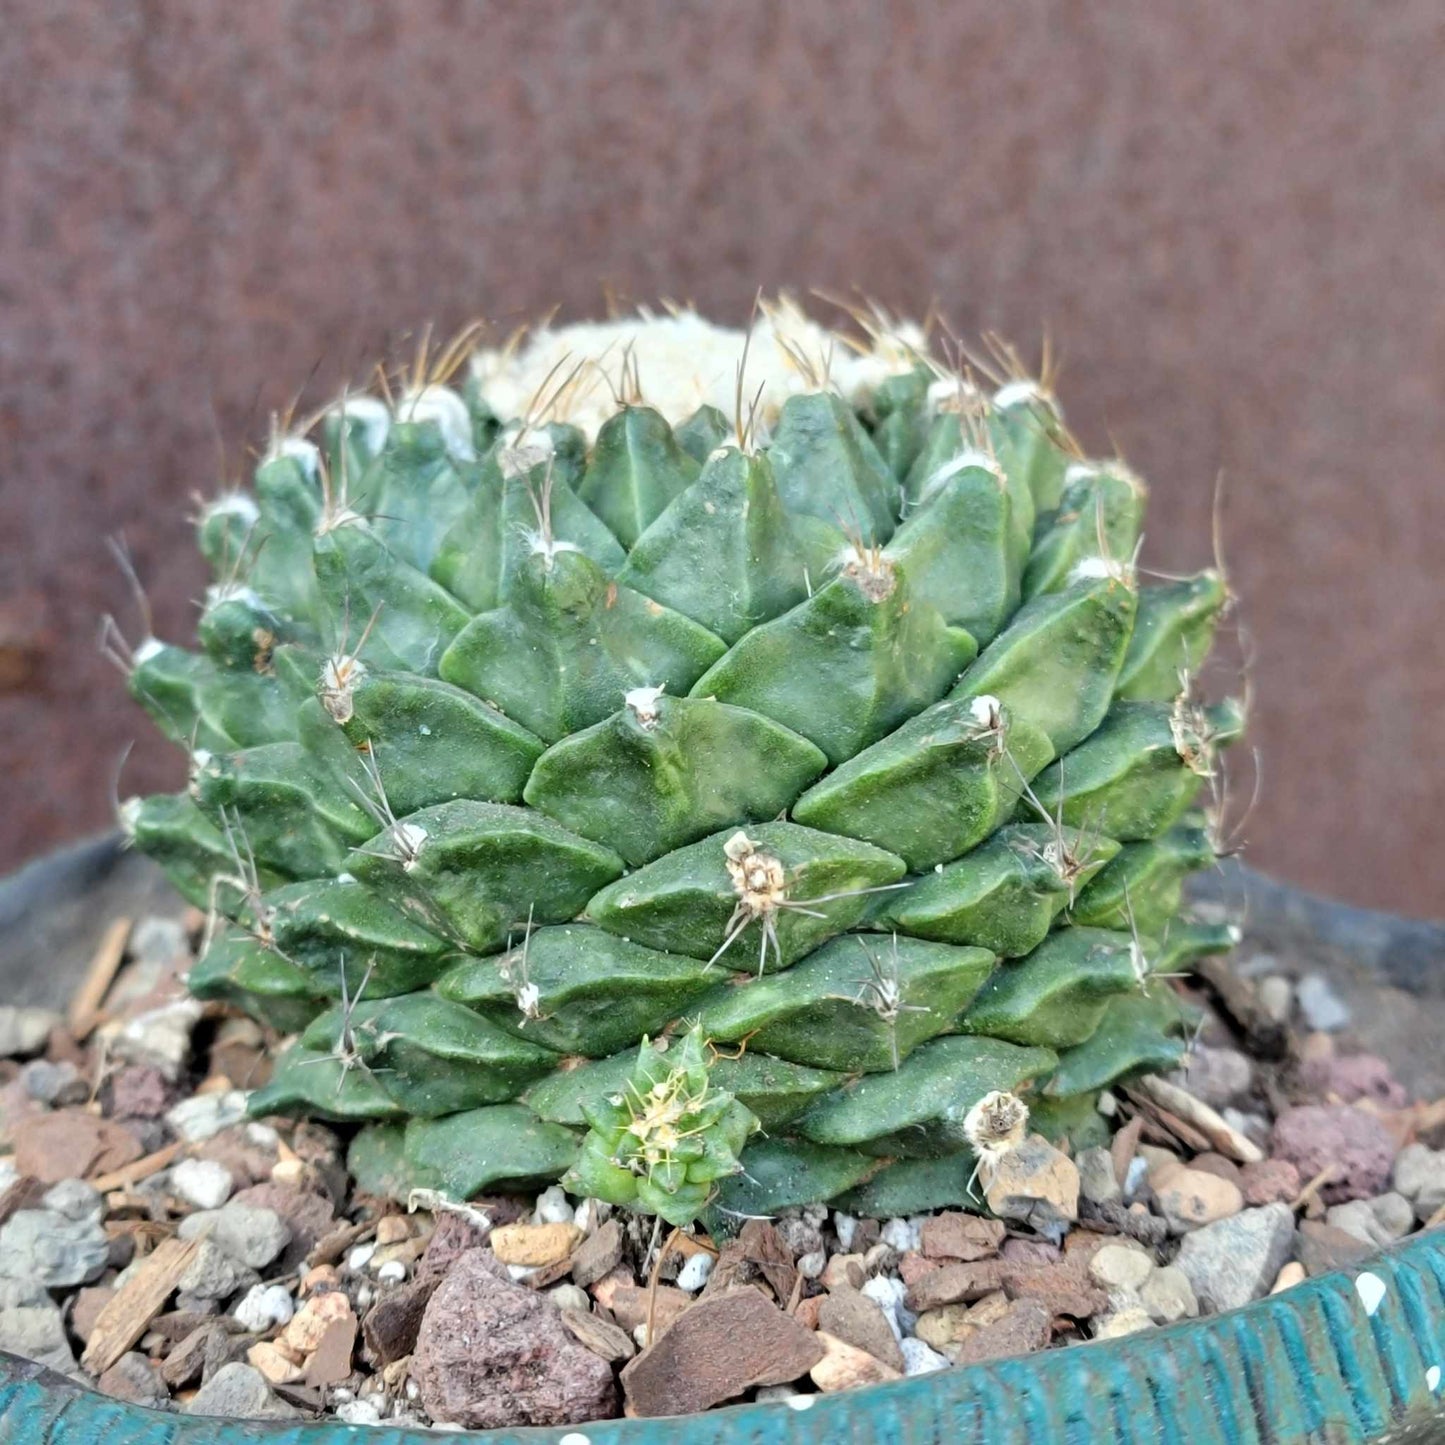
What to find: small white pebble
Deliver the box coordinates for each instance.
[632,1322,649,1347]
[572,1198,606,1234]
[833,1212,859,1252]
[785,1394,816,1411]
[354,1283,374,1309]
[559,1434,593,1445]
[233,1283,295,1332]
[796,1250,825,1280]
[404,1378,420,1400]
[170,1158,235,1211]
[881,1217,920,1253]
[244,1122,280,1148]
[861,1274,911,1341]
[1427,1365,1441,1392]
[347,1243,377,1272]
[533,1184,575,1226]
[548,1283,591,1312]
[1124,1156,1150,1199]
[335,1399,383,1426]
[755,1384,802,1402]
[1355,1271,1387,1317]
[674,1253,714,1293]
[376,1259,407,1283]
[900,1336,950,1375]
[508,1263,541,1282]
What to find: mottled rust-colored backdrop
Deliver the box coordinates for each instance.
[2,3,1442,916]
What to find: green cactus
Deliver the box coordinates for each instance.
[114,305,1244,1225]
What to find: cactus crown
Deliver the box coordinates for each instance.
[115,300,1244,1226]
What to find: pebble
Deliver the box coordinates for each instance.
[796,1250,826,1281]
[547,1283,591,1313]
[1153,1166,1244,1234]
[97,1351,170,1409]
[674,1252,714,1293]
[178,1240,258,1303]
[171,1159,235,1211]
[1093,1306,1155,1340]
[22,1059,87,1106]
[1302,1052,1407,1108]
[1088,1244,1155,1293]
[1270,1262,1307,1294]
[985,1135,1080,1238]
[1257,976,1293,1025]
[376,1260,407,1284]
[1180,1045,1254,1109]
[1295,1220,1374,1275]
[881,1217,921,1254]
[817,1287,905,1372]
[810,1330,901,1391]
[111,999,203,1080]
[776,1213,826,1259]
[179,1203,291,1270]
[234,1284,296,1332]
[951,1297,1052,1364]
[1077,1147,1121,1206]
[0,1006,59,1059]
[336,1398,384,1426]
[0,1208,110,1288]
[1174,1203,1295,1313]
[531,1185,574,1226]
[348,1243,378,1272]
[42,1178,103,1222]
[1140,1266,1199,1323]
[1393,1143,1445,1221]
[0,1296,76,1373]
[1271,1105,1395,1202]
[184,1362,299,1420]
[1240,1158,1301,1206]
[900,1335,951,1374]
[283,1290,355,1355]
[247,1340,303,1385]
[167,1090,249,1142]
[833,1212,860,1252]
[1297,974,1350,1032]
[861,1274,913,1340]
[1222,1108,1272,1150]
[488,1221,582,1267]
[1123,1156,1151,1200]
[416,1250,618,1428]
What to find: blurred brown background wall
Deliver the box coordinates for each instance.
[2,2,1442,917]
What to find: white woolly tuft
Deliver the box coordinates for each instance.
[338,395,393,458]
[133,636,166,664]
[470,305,924,441]
[1069,555,1135,585]
[625,685,666,727]
[204,492,261,525]
[118,796,141,835]
[969,695,1003,726]
[993,378,1047,409]
[394,822,428,859]
[204,583,264,611]
[398,385,476,462]
[266,435,322,481]
[919,448,1003,503]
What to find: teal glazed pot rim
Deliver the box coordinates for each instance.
[1,1228,1441,1445]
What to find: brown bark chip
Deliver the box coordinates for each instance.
[362,1278,436,1366]
[620,1288,824,1417]
[905,1259,1010,1312]
[82,1236,201,1375]
[568,1217,623,1288]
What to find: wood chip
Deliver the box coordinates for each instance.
[307,1217,375,1268]
[67,916,132,1041]
[1110,1113,1146,1188]
[1132,1075,1265,1163]
[89,1139,184,1193]
[559,1307,635,1362]
[81,1235,200,1375]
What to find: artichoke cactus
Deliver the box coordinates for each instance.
[114,302,1243,1223]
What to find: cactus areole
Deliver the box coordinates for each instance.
[114,302,1245,1227]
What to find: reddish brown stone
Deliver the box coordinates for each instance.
[1271,1106,1395,1202]
[920,1213,1007,1262]
[815,1287,905,1372]
[412,1249,616,1430]
[905,1260,1010,1312]
[558,1308,634,1363]
[303,1315,357,1387]
[951,1297,1053,1364]
[620,1288,824,1417]
[69,1286,115,1344]
[898,1251,940,1287]
[567,1218,623,1289]
[12,1110,141,1183]
[362,1278,435,1366]
[1003,1263,1106,1320]
[704,1218,796,1304]
[1241,1158,1302,1206]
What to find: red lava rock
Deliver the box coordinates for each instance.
[815,1287,905,1371]
[108,1065,172,1120]
[1001,1238,1063,1268]
[230,1182,335,1269]
[905,1259,1010,1312]
[362,1278,436,1365]
[12,1109,142,1183]
[620,1287,824,1417]
[951,1297,1053,1364]
[568,1218,623,1288]
[920,1213,1006,1262]
[411,1248,617,1430]
[793,1295,823,1330]
[1301,1053,1408,1109]
[1270,1105,1394,1202]
[899,1251,941,1287]
[416,1201,517,1284]
[1189,1153,1245,1188]
[1241,1158,1301,1206]
[1003,1262,1106,1320]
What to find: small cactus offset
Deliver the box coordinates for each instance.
[113,301,1245,1226]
